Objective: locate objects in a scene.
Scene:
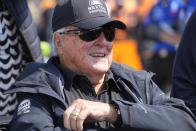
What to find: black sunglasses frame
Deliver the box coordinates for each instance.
[58,26,115,42]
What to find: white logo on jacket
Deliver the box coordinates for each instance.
[17,99,31,115]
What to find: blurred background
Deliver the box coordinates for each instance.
[28,0,196,94]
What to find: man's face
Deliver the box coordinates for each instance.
[55,26,113,77]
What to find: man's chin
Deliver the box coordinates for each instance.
[90,64,110,74]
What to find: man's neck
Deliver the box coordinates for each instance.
[89,74,105,94]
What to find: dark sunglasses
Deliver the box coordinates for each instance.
[58,26,115,42]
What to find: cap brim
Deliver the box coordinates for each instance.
[73,17,127,30]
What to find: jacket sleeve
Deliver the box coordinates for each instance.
[113,80,196,131]
[9,93,68,131]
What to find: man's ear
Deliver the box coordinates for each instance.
[54,33,63,55]
[54,33,61,48]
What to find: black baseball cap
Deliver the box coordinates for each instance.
[52,0,127,32]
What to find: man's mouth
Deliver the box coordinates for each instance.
[90,53,106,57]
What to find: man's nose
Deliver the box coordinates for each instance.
[96,33,110,45]
[93,33,113,51]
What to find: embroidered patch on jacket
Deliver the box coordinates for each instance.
[17,99,31,115]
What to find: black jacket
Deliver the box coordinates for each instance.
[172,10,196,116]
[7,58,196,131]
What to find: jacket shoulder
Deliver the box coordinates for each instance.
[111,62,154,104]
[6,61,66,102]
[17,62,45,80]
[111,62,152,81]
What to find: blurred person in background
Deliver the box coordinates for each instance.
[28,0,58,57]
[107,0,143,70]
[0,0,43,124]
[37,0,57,42]
[137,0,158,20]
[140,0,184,95]
[172,10,196,117]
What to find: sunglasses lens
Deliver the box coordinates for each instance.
[80,29,101,42]
[103,27,115,42]
[79,27,115,42]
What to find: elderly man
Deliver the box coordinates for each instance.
[7,0,196,131]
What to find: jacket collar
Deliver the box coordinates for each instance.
[49,56,117,91]
[49,57,77,90]
[110,62,138,88]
